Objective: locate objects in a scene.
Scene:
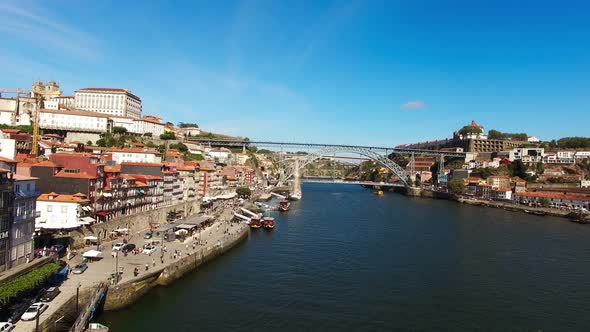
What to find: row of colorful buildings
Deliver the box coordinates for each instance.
[0,148,256,272]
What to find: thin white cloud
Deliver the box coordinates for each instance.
[0,1,101,61]
[401,101,426,110]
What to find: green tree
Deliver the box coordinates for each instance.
[96,138,106,147]
[112,126,128,135]
[160,132,176,140]
[86,140,93,146]
[178,122,198,128]
[143,132,153,137]
[448,178,465,195]
[169,143,188,152]
[509,160,528,179]
[540,198,550,207]
[236,186,252,197]
[146,141,156,148]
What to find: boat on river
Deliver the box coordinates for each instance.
[279,200,291,212]
[249,217,262,229]
[374,190,384,196]
[262,217,275,229]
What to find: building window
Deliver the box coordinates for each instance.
[47,205,53,212]
[61,206,67,213]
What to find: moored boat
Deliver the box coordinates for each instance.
[279,200,291,212]
[262,217,275,229]
[249,217,262,229]
[374,190,384,196]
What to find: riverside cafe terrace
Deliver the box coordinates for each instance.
[154,215,213,242]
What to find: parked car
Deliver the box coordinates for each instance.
[40,287,61,302]
[142,245,157,255]
[20,303,48,321]
[0,322,15,331]
[111,243,125,251]
[72,263,88,275]
[144,231,153,239]
[121,244,136,254]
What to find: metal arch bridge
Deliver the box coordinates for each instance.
[185,139,466,158]
[280,145,412,186]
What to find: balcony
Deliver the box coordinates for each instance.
[14,210,40,222]
[15,190,41,199]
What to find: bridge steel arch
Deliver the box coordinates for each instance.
[283,146,411,187]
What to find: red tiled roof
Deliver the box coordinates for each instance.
[77,88,140,100]
[177,165,195,171]
[55,170,97,179]
[38,193,89,203]
[32,160,62,168]
[1,129,20,134]
[121,162,163,167]
[104,165,121,173]
[514,191,590,202]
[40,108,111,118]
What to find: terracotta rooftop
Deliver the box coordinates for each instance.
[32,160,62,168]
[514,191,590,202]
[55,170,97,179]
[76,88,141,101]
[121,162,163,167]
[40,108,111,118]
[38,192,90,203]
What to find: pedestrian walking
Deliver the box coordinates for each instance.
[145,263,149,271]
[152,258,156,267]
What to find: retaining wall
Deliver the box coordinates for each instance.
[103,225,248,311]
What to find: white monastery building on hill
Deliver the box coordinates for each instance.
[75,88,142,118]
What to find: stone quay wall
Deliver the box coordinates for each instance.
[103,225,248,311]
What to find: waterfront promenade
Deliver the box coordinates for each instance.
[13,213,247,332]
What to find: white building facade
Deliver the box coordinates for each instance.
[39,109,112,133]
[75,88,142,118]
[36,193,90,230]
[109,148,162,164]
[133,117,165,136]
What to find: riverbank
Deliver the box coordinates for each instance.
[389,186,589,222]
[104,223,248,311]
[13,199,250,332]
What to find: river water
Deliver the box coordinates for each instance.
[99,183,590,331]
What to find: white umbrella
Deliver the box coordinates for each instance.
[82,250,102,258]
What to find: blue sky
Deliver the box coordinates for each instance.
[1,0,588,146]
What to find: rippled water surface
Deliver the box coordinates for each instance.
[100,183,590,331]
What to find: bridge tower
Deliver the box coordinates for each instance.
[292,158,302,198]
[409,152,416,185]
[437,155,447,185]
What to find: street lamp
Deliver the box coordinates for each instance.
[76,282,81,315]
[114,251,119,286]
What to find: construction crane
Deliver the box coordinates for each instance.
[0,87,42,155]
[0,88,30,98]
